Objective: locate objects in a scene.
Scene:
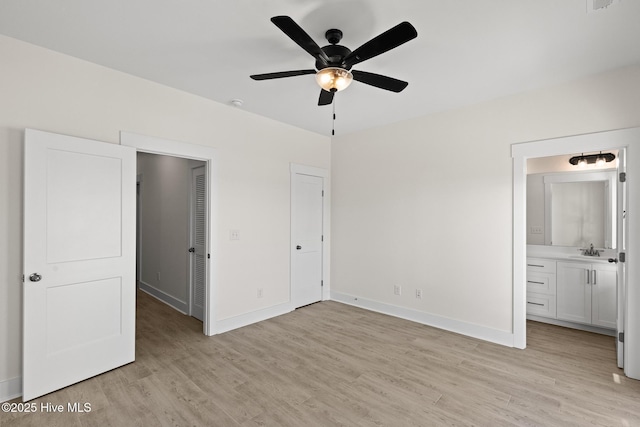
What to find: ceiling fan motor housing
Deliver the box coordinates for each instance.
[316,44,352,70]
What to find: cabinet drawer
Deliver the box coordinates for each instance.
[526,292,557,318]
[526,258,556,274]
[526,271,556,295]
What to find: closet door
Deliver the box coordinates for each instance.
[190,165,206,321]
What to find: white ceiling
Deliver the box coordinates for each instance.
[1,0,639,136]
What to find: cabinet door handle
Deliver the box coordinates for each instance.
[527,264,544,268]
[527,280,544,285]
[586,268,590,284]
[527,302,545,306]
[592,269,597,285]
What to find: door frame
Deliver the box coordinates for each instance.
[290,163,331,304]
[512,126,640,379]
[136,173,143,284]
[121,132,218,336]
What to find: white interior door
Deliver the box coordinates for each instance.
[23,129,136,401]
[291,173,324,308]
[189,166,206,321]
[616,148,627,368]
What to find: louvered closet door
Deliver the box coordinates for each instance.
[190,166,206,321]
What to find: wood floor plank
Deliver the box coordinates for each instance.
[4,292,640,426]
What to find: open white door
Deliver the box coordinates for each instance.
[23,129,136,401]
[189,165,206,321]
[616,148,627,368]
[291,172,324,308]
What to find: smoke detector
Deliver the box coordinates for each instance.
[587,0,621,13]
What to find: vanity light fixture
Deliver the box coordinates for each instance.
[569,151,615,167]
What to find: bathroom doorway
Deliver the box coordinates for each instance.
[512,127,639,379]
[524,151,621,362]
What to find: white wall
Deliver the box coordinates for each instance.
[137,153,203,312]
[0,35,330,396]
[331,64,640,342]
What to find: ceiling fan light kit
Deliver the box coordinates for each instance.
[315,67,353,92]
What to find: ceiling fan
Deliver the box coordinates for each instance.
[250,16,418,106]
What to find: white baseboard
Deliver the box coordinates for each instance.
[330,291,515,347]
[1,376,22,402]
[139,281,188,314]
[214,302,294,335]
[527,314,616,336]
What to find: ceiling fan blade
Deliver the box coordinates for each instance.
[250,69,316,80]
[351,70,408,92]
[343,22,417,68]
[318,89,334,106]
[271,16,330,65]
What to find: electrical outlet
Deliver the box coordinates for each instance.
[230,230,240,240]
[257,288,263,298]
[415,289,422,299]
[394,285,401,296]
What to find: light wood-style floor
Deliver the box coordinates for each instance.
[5,291,640,426]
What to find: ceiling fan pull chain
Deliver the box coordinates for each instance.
[332,97,336,136]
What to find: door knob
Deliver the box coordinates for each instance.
[29,273,42,282]
[296,245,302,250]
[188,247,195,253]
[608,258,618,264]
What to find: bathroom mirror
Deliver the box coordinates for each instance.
[543,171,616,248]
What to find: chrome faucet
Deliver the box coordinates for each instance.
[581,243,600,257]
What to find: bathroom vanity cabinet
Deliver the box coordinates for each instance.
[556,261,617,329]
[526,258,557,318]
[526,256,616,333]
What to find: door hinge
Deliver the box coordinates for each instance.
[321,280,324,287]
[619,252,626,263]
[322,190,324,197]
[22,274,25,283]
[619,172,626,182]
[619,332,625,343]
[321,235,323,242]
[207,253,210,259]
